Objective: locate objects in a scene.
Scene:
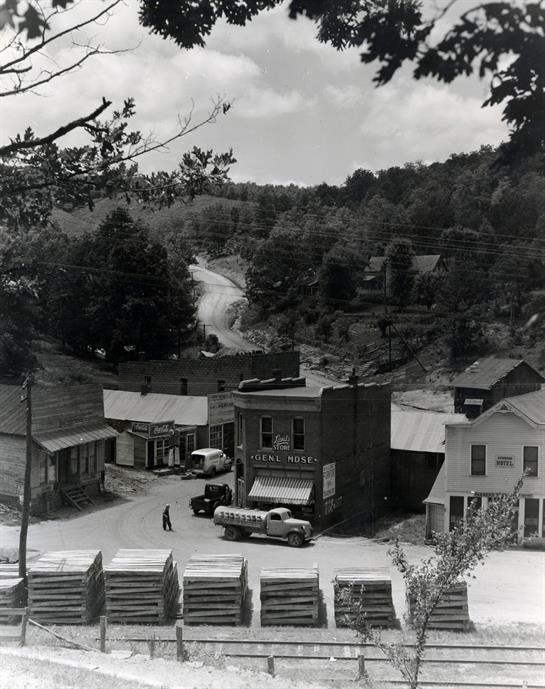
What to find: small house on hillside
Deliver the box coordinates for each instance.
[390,408,466,510]
[0,384,117,514]
[362,254,448,298]
[452,357,544,418]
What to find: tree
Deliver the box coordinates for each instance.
[140,0,545,163]
[348,478,523,689]
[385,238,415,310]
[415,272,442,311]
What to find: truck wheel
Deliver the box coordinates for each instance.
[287,531,304,548]
[224,526,240,541]
[192,508,200,516]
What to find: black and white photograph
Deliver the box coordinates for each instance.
[0,1,544,687]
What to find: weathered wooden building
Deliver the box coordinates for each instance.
[425,388,545,544]
[232,374,391,530]
[391,409,466,511]
[452,357,544,418]
[0,384,117,513]
[362,254,448,297]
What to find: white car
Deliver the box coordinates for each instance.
[189,448,232,477]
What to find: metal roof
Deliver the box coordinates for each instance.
[0,384,26,435]
[103,389,208,426]
[451,357,544,390]
[391,409,466,454]
[34,423,118,453]
[500,388,545,426]
[423,463,445,505]
[248,475,314,505]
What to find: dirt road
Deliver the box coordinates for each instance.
[2,474,543,627]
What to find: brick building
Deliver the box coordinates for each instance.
[232,375,391,530]
[0,384,117,514]
[117,351,300,397]
[452,357,544,418]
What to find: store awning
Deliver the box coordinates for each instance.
[248,475,314,506]
[35,423,118,453]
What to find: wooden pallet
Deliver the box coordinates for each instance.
[27,550,104,624]
[104,549,179,624]
[260,567,320,627]
[183,554,247,626]
[0,566,25,625]
[334,567,397,629]
[408,580,471,631]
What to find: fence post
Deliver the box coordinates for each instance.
[99,615,107,653]
[267,655,275,677]
[176,624,185,662]
[19,608,29,647]
[149,634,156,659]
[357,654,367,681]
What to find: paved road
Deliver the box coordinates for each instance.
[2,475,543,628]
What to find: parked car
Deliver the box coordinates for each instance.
[213,506,312,547]
[190,483,232,516]
[189,448,232,477]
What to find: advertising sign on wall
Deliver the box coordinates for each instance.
[208,392,234,425]
[322,462,336,499]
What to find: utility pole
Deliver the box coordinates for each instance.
[19,375,32,581]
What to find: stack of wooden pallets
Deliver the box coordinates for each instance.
[27,550,104,624]
[0,564,25,624]
[104,549,179,624]
[260,566,320,627]
[182,554,247,625]
[333,567,397,628]
[409,580,470,631]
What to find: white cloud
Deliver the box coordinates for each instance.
[235,87,313,118]
[324,84,365,108]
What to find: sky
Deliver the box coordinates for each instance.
[0,0,510,186]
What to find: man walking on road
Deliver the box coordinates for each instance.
[162,504,173,531]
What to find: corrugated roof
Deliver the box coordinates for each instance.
[103,389,208,426]
[34,423,118,453]
[236,386,323,398]
[0,384,26,435]
[452,357,544,390]
[248,475,314,505]
[392,409,466,454]
[502,388,545,425]
[423,463,445,505]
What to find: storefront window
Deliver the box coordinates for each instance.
[209,425,223,449]
[260,416,272,449]
[471,445,486,475]
[524,498,539,538]
[80,444,89,475]
[449,496,464,531]
[155,439,167,466]
[292,417,305,451]
[186,433,196,454]
[70,446,78,475]
[523,446,538,477]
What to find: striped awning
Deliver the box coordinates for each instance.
[248,475,314,506]
[35,423,118,453]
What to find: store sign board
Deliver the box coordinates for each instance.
[496,456,513,467]
[324,495,343,515]
[131,421,149,435]
[272,434,290,451]
[208,392,234,425]
[322,463,336,499]
[250,453,318,465]
[149,420,175,439]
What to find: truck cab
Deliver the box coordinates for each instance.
[190,483,232,516]
[190,448,232,477]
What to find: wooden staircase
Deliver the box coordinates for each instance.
[61,486,95,511]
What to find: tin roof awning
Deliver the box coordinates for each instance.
[35,423,118,453]
[248,475,314,506]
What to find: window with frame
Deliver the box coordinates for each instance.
[144,375,152,385]
[186,433,196,455]
[292,417,305,451]
[88,442,97,475]
[523,446,538,477]
[70,446,79,475]
[209,424,223,449]
[80,444,89,475]
[471,444,486,475]
[180,378,188,395]
[449,496,464,531]
[260,416,272,449]
[217,379,226,392]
